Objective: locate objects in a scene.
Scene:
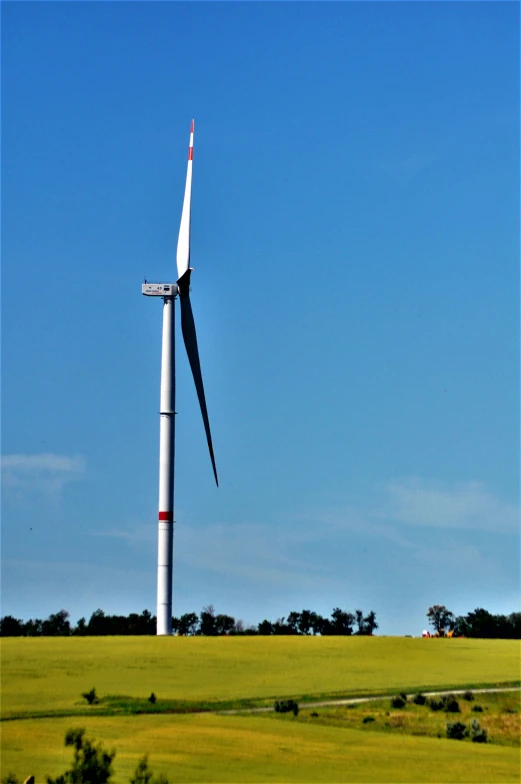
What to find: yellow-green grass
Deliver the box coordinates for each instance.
[2,713,520,783]
[274,690,521,747]
[1,636,519,719]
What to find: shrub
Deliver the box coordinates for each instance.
[274,699,299,715]
[468,718,488,744]
[428,697,444,712]
[148,693,157,704]
[310,712,318,717]
[362,716,375,723]
[446,721,467,740]
[2,774,20,784]
[81,688,98,705]
[399,693,408,703]
[412,693,427,706]
[442,695,460,713]
[47,728,115,784]
[472,704,483,712]
[462,690,474,701]
[130,755,169,784]
[390,696,406,709]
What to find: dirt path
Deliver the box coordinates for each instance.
[217,686,520,715]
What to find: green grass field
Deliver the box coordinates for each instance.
[2,636,519,718]
[2,713,520,783]
[1,636,520,782]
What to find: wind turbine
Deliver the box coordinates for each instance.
[142,120,218,636]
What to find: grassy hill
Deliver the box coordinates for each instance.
[1,636,519,782]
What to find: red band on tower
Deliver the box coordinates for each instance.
[159,512,173,521]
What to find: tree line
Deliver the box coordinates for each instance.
[426,604,520,639]
[1,604,519,638]
[0,605,378,637]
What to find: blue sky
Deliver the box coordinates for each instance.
[2,1,519,635]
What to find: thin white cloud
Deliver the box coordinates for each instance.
[2,454,85,473]
[179,521,350,596]
[1,452,86,506]
[291,478,519,551]
[383,477,519,535]
[84,477,518,608]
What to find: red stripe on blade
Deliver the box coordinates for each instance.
[159,512,173,521]
[188,148,193,160]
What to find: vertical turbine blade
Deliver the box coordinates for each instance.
[176,120,194,281]
[177,271,218,486]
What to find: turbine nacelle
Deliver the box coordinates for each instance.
[142,283,179,297]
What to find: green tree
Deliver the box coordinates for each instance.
[46,728,115,784]
[355,610,378,635]
[257,619,274,635]
[199,605,216,635]
[298,610,318,635]
[1,773,20,784]
[272,617,292,635]
[130,755,169,784]
[214,614,235,635]
[363,610,378,635]
[24,618,43,636]
[426,605,454,634]
[330,608,355,635]
[507,612,521,639]
[42,610,71,636]
[0,616,24,637]
[86,609,107,635]
[286,612,301,634]
[175,612,199,636]
[73,618,88,636]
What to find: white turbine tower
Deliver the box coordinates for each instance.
[142,120,218,636]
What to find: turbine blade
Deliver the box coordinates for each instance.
[177,269,218,486]
[176,120,194,281]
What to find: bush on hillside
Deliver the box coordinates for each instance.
[81,687,98,705]
[446,721,467,740]
[442,695,460,713]
[412,693,426,705]
[130,755,169,784]
[274,699,299,715]
[390,696,406,709]
[468,718,488,743]
[1,774,19,784]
